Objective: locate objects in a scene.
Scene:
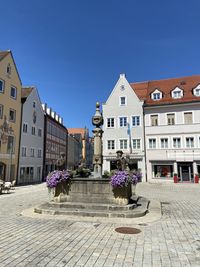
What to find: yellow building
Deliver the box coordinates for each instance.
[0,51,22,182]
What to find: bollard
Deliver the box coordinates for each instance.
[194,174,199,184]
[173,174,178,183]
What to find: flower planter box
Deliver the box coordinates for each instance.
[48,181,71,202]
[112,183,132,205]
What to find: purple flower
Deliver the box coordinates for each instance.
[110,171,131,188]
[46,170,71,188]
[110,170,142,188]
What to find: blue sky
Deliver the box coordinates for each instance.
[1,0,200,133]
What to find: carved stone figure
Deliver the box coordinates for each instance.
[56,152,66,170]
[116,150,130,171]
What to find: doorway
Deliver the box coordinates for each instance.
[178,162,193,182]
[0,162,6,181]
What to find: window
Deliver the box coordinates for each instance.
[120,96,126,106]
[167,114,175,125]
[153,165,173,178]
[186,137,194,148]
[195,88,200,96]
[152,93,161,100]
[10,86,17,99]
[30,148,35,157]
[30,167,34,180]
[9,109,16,122]
[119,117,127,127]
[23,123,28,133]
[151,115,158,126]
[38,128,42,137]
[149,139,156,149]
[7,64,11,75]
[119,139,128,149]
[161,138,168,148]
[132,139,141,149]
[31,126,36,135]
[172,88,183,99]
[22,147,27,157]
[0,104,3,119]
[107,140,115,150]
[38,149,42,158]
[20,167,26,179]
[132,116,140,126]
[37,167,42,179]
[193,85,200,96]
[184,112,192,124]
[7,136,14,153]
[173,138,181,148]
[0,79,4,93]
[33,101,36,108]
[173,91,181,98]
[107,118,114,128]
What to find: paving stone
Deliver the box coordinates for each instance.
[1,182,200,266]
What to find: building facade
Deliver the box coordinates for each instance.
[0,51,22,182]
[102,74,200,182]
[18,87,44,184]
[68,128,93,169]
[143,75,200,182]
[67,133,82,170]
[102,74,146,179]
[42,104,68,178]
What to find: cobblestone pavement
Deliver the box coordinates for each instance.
[1,182,200,267]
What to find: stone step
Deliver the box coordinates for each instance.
[35,205,148,218]
[34,197,150,219]
[45,202,137,211]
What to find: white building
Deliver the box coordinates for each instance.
[18,87,44,184]
[143,75,200,182]
[102,74,200,182]
[102,74,146,180]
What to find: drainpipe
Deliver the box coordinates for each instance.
[16,98,24,185]
[143,107,148,182]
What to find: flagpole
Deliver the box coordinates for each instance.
[127,123,132,154]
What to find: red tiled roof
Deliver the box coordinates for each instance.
[21,87,34,98]
[68,128,88,139]
[130,75,200,106]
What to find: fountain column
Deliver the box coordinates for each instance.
[92,102,103,178]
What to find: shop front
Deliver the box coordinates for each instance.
[177,162,193,182]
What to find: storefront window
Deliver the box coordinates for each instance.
[153,165,173,178]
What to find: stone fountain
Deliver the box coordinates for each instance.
[34,102,150,218]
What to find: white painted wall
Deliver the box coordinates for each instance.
[102,74,146,180]
[18,88,44,184]
[144,103,200,180]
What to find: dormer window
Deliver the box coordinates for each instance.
[172,87,183,99]
[153,93,161,100]
[151,89,162,101]
[193,84,200,97]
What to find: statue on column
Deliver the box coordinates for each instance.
[92,102,104,178]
